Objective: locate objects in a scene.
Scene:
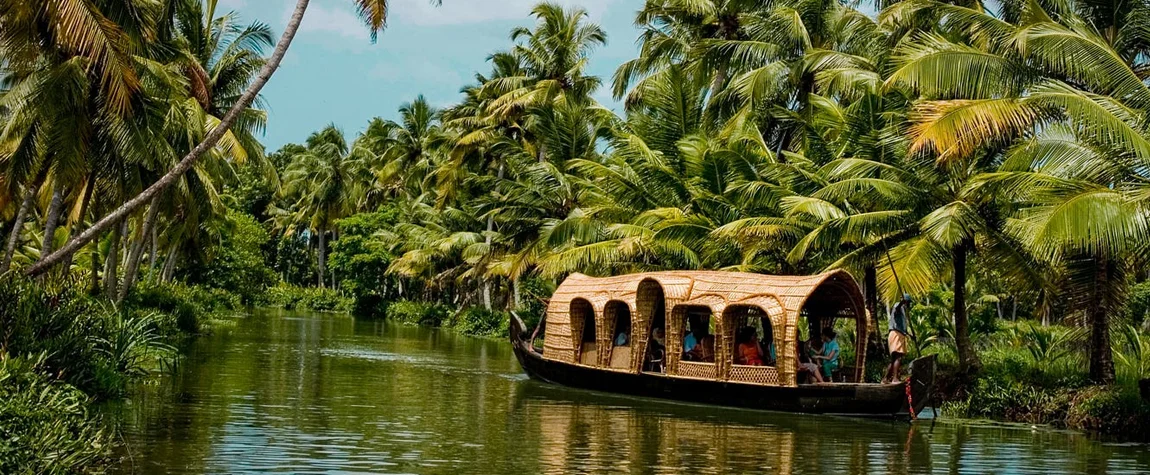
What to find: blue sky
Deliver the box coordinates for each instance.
[217,0,641,151]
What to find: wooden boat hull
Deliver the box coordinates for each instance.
[510,314,935,417]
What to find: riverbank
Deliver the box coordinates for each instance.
[0,276,244,473]
[914,321,1150,441]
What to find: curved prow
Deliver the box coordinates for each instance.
[906,354,937,417]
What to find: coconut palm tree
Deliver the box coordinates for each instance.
[281,125,369,288]
[880,0,1150,382]
[26,0,442,277]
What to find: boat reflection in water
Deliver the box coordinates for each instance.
[515,382,931,474]
[513,381,1150,475]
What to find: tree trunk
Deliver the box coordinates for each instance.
[90,234,101,292]
[863,265,885,357]
[708,66,729,105]
[512,277,521,310]
[316,227,326,289]
[482,161,505,310]
[119,195,161,301]
[104,221,124,300]
[161,241,179,282]
[38,181,66,264]
[25,0,312,277]
[2,188,35,272]
[148,225,159,281]
[953,243,981,373]
[1088,258,1116,384]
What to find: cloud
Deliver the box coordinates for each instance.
[391,0,620,26]
[284,0,366,40]
[214,0,247,10]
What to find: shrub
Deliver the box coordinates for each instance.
[125,281,241,334]
[183,211,277,305]
[454,307,510,338]
[1123,281,1150,328]
[0,355,114,474]
[0,276,180,399]
[265,285,352,313]
[387,300,453,326]
[329,210,398,316]
[1065,386,1150,439]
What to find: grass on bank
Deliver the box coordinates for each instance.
[0,275,244,474]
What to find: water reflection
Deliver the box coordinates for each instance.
[107,309,1150,474]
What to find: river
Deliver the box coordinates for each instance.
[108,309,1150,474]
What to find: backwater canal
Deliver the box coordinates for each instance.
[109,309,1150,474]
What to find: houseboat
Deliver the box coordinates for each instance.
[509,270,936,417]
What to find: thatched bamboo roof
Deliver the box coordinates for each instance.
[541,270,868,387]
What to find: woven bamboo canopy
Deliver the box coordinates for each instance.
[541,270,868,387]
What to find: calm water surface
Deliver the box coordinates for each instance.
[109,309,1150,474]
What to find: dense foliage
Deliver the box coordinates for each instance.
[0,274,239,471]
[5,0,1150,454]
[252,0,1150,387]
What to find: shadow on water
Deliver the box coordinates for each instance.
[106,309,1150,474]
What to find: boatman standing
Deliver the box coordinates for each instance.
[882,293,912,384]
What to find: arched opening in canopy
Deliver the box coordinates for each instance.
[794,273,868,384]
[571,298,597,366]
[604,300,632,369]
[724,304,782,386]
[670,304,717,379]
[638,279,666,373]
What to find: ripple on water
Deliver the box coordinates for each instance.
[109,311,1150,475]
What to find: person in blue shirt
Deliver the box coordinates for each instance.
[814,327,840,381]
[682,330,698,359]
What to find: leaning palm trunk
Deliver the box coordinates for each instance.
[61,175,96,271]
[953,243,980,373]
[38,181,67,264]
[2,188,35,272]
[25,0,312,277]
[119,195,162,301]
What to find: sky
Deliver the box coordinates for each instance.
[216,0,643,151]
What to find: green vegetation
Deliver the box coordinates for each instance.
[5,0,1150,460]
[0,355,113,474]
[266,285,353,313]
[0,274,243,471]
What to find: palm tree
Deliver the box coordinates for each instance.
[615,0,768,103]
[26,0,441,277]
[281,126,368,288]
[880,0,1150,382]
[114,0,275,300]
[359,95,445,202]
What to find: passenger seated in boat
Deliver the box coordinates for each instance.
[697,334,716,363]
[682,328,698,359]
[759,319,776,366]
[615,330,629,346]
[736,327,764,366]
[814,327,840,381]
[645,327,666,372]
[797,339,824,383]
